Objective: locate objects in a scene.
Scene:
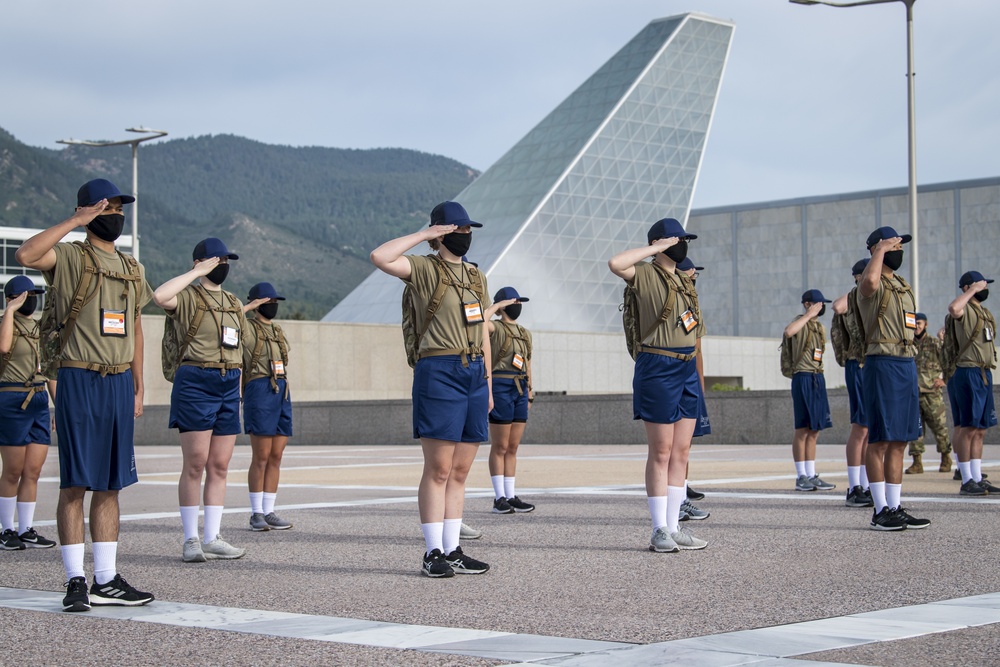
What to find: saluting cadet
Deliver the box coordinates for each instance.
[242,282,293,531]
[16,179,155,611]
[857,227,928,531]
[783,290,836,493]
[946,271,999,496]
[609,217,708,553]
[487,286,535,515]
[0,277,55,551]
[153,238,247,562]
[904,313,952,475]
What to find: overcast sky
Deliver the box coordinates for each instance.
[3,1,998,209]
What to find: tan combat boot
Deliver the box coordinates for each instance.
[940,453,953,473]
[905,454,923,475]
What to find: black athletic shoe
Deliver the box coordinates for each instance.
[894,507,930,530]
[870,506,907,531]
[686,486,706,501]
[445,547,490,575]
[18,528,56,549]
[0,529,25,551]
[421,549,454,578]
[845,486,874,508]
[978,478,1000,494]
[62,576,91,612]
[954,469,963,481]
[960,480,988,496]
[492,497,515,514]
[506,496,535,513]
[90,574,155,607]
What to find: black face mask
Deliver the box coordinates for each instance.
[915,328,926,339]
[883,250,904,271]
[818,305,826,317]
[441,232,472,258]
[664,240,688,263]
[88,213,125,242]
[975,289,989,303]
[504,303,522,320]
[16,296,37,316]
[206,264,230,286]
[258,303,279,320]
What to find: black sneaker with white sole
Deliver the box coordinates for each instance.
[492,497,515,514]
[89,574,155,606]
[686,486,706,501]
[0,529,25,550]
[894,507,930,530]
[18,528,56,549]
[63,576,91,612]
[422,549,454,578]
[870,506,907,531]
[445,547,490,574]
[506,496,535,513]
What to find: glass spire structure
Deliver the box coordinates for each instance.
[325,13,734,332]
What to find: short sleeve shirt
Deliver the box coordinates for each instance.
[629,262,701,349]
[490,321,532,373]
[955,301,997,370]
[1,314,45,383]
[785,315,826,374]
[169,285,247,364]
[857,275,916,358]
[43,242,153,366]
[405,255,491,357]
[242,317,291,377]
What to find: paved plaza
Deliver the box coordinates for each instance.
[1,441,998,666]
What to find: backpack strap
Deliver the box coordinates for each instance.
[641,263,679,345]
[177,285,212,366]
[865,275,915,350]
[964,300,993,385]
[416,255,484,368]
[55,242,103,357]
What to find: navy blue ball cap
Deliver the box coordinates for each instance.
[866,226,912,249]
[851,258,870,276]
[676,258,704,272]
[494,286,529,303]
[647,218,696,244]
[77,178,134,207]
[802,289,831,304]
[430,201,482,228]
[959,270,995,287]
[193,237,239,261]
[915,312,928,322]
[248,282,285,301]
[4,275,45,298]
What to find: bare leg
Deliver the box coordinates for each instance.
[418,438,455,524]
[504,422,527,478]
[263,435,288,494]
[445,442,479,519]
[17,443,49,502]
[644,421,675,497]
[56,487,87,545]
[204,434,236,506]
[488,424,511,477]
[0,446,26,498]
[89,491,120,542]
[248,435,272,494]
[179,431,212,507]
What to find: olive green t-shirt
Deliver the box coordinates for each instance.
[955,300,997,370]
[490,321,532,373]
[168,285,247,365]
[1,314,45,384]
[43,242,153,366]
[857,274,917,358]
[405,255,491,357]
[784,315,826,374]
[242,317,291,378]
[629,261,702,349]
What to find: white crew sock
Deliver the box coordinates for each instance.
[61,543,86,581]
[959,461,972,484]
[0,496,15,532]
[202,506,223,543]
[647,496,667,531]
[794,461,806,477]
[885,483,902,510]
[847,466,860,488]
[491,475,505,500]
[421,522,444,556]
[971,459,983,482]
[262,492,276,515]
[249,492,263,514]
[860,465,870,489]
[666,486,686,534]
[92,541,118,585]
[16,502,36,534]
[442,518,462,555]
[805,460,817,478]
[180,506,200,541]
[503,477,516,499]
[869,481,887,513]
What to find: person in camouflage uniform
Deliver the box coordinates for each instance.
[905,313,952,474]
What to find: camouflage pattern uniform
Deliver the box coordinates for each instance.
[908,333,952,456]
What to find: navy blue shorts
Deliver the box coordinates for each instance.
[633,347,701,425]
[412,355,489,443]
[862,355,921,443]
[243,377,293,436]
[169,366,241,435]
[0,384,50,447]
[948,368,998,429]
[693,392,711,438]
[792,373,833,431]
[489,376,528,424]
[56,367,137,491]
[845,359,867,427]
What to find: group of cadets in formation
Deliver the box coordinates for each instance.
[0,179,995,604]
[783,227,998,531]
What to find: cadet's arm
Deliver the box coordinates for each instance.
[608,238,677,282]
[132,314,145,418]
[832,294,849,316]
[371,226,456,280]
[948,281,987,319]
[16,201,110,272]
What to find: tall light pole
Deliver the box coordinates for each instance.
[57,127,168,261]
[790,0,920,307]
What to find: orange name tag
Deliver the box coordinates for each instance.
[813,348,823,362]
[271,360,285,376]
[463,301,484,325]
[101,309,126,337]
[680,309,698,333]
[512,353,525,370]
[904,312,917,330]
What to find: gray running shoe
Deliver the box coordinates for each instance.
[459,523,483,540]
[679,499,710,521]
[795,475,817,492]
[263,512,292,530]
[809,475,836,490]
[670,528,708,550]
[182,537,206,563]
[649,528,679,553]
[249,513,270,532]
[202,536,246,560]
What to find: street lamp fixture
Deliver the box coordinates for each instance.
[57,127,168,261]
[790,0,920,307]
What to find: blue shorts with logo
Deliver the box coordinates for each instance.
[862,355,921,443]
[56,367,137,491]
[792,372,833,431]
[693,392,711,438]
[633,347,701,425]
[169,365,241,435]
[243,377,293,436]
[0,383,50,447]
[489,375,529,425]
[412,355,489,443]
[948,367,998,429]
[845,359,867,427]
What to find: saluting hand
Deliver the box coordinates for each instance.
[246,297,271,312]
[969,280,989,293]
[70,199,109,228]
[191,256,221,277]
[5,292,28,311]
[650,237,679,255]
[805,302,824,318]
[874,237,902,255]
[425,224,457,241]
